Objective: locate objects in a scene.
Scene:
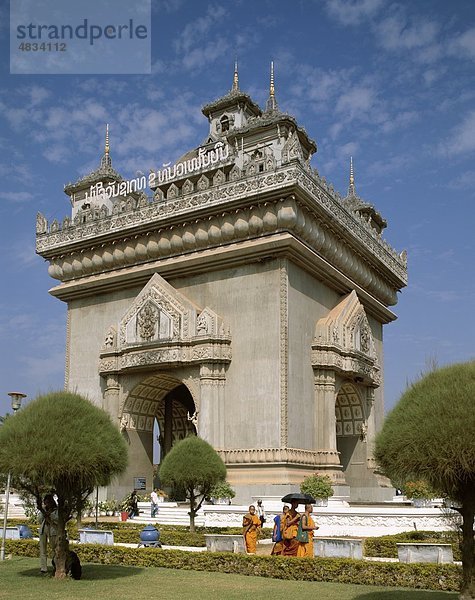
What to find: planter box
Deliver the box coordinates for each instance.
[314,538,363,559]
[79,529,114,545]
[0,527,20,540]
[205,534,245,553]
[397,543,453,564]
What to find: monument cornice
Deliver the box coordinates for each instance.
[41,196,404,310]
[37,162,407,288]
[47,233,398,324]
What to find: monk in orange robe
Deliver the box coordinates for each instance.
[242,504,261,554]
[282,500,300,556]
[297,503,319,558]
[271,505,289,556]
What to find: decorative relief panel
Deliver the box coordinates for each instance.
[313,291,380,386]
[99,273,231,376]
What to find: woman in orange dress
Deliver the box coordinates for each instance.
[297,503,319,558]
[242,504,261,554]
[282,500,301,556]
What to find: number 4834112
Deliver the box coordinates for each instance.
[18,42,66,51]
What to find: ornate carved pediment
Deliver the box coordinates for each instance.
[99,273,231,374]
[312,291,380,386]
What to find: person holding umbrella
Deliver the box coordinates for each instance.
[242,504,261,554]
[281,499,301,556]
[280,493,316,557]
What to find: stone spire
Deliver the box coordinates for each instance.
[232,59,239,92]
[101,123,112,169]
[265,61,278,112]
[348,156,355,197]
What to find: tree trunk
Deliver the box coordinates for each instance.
[54,508,70,579]
[460,499,475,599]
[189,489,196,533]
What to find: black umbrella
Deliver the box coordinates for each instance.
[281,493,316,504]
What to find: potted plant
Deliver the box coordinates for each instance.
[157,489,168,502]
[300,473,334,506]
[209,480,236,505]
[403,480,434,507]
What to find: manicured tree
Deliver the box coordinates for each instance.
[160,435,226,532]
[374,361,475,600]
[0,391,128,578]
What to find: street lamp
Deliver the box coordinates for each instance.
[1,392,26,561]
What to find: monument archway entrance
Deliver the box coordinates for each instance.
[336,382,366,483]
[117,373,198,496]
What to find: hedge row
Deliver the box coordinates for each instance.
[5,539,461,591]
[7,520,271,548]
[364,531,461,561]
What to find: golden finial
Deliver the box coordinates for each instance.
[266,61,278,112]
[348,156,356,196]
[232,59,239,92]
[105,123,110,155]
[270,60,275,98]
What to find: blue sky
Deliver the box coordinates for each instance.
[0,0,474,417]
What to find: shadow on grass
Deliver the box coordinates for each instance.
[355,591,457,599]
[19,564,144,580]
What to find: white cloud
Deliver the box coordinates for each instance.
[324,0,385,26]
[174,4,227,55]
[0,191,34,203]
[375,13,439,51]
[335,84,378,120]
[446,170,475,190]
[448,27,475,60]
[440,111,475,157]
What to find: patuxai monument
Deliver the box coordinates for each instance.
[36,64,407,503]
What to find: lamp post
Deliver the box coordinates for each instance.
[1,392,26,561]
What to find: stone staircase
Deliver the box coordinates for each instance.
[0,493,26,519]
[132,502,205,527]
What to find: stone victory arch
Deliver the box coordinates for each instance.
[36,65,407,502]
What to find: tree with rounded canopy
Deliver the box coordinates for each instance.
[160,435,226,532]
[0,391,128,578]
[374,361,475,600]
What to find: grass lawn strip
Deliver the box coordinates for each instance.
[0,557,458,600]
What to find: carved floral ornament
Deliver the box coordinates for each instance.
[312,290,381,386]
[99,273,231,375]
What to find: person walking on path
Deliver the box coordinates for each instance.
[242,504,261,554]
[271,505,289,556]
[297,504,319,558]
[282,499,301,556]
[150,488,159,518]
[256,499,266,527]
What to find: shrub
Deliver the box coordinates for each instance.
[5,539,461,591]
[300,474,334,499]
[403,480,435,499]
[209,480,236,500]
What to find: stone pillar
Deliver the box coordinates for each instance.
[365,386,376,465]
[103,374,120,423]
[198,363,225,447]
[313,368,344,481]
[164,396,173,457]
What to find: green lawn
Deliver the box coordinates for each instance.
[0,557,457,600]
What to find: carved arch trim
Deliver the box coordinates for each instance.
[312,290,380,386]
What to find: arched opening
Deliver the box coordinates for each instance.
[120,374,197,492]
[335,382,366,484]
